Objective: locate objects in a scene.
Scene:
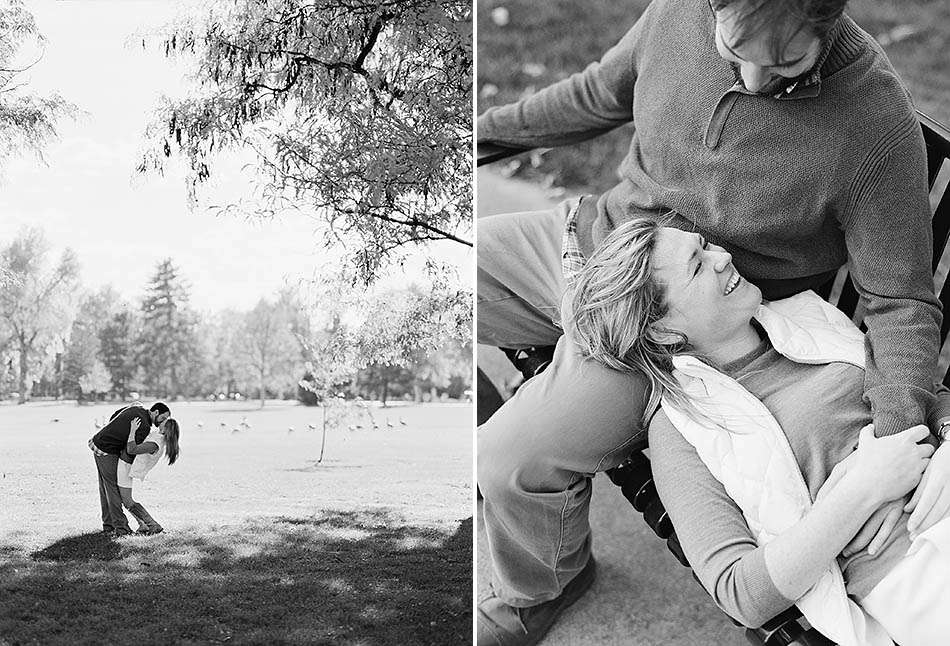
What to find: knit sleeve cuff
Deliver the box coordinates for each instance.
[734,547,797,628]
[865,384,934,437]
[872,411,913,437]
[928,384,950,428]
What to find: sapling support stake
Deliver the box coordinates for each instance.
[318,404,328,463]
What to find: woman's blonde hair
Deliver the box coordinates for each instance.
[569,217,694,425]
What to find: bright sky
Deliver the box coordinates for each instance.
[0,0,472,312]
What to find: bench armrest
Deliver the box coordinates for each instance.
[477,142,529,167]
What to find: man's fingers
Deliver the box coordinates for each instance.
[905,479,924,513]
[908,479,940,533]
[922,495,950,535]
[910,502,948,540]
[910,491,950,539]
[867,505,902,555]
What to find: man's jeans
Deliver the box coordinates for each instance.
[94,453,131,533]
[477,204,650,607]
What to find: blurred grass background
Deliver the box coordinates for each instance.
[477,0,950,194]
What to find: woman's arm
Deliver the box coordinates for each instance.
[126,417,159,455]
[763,424,932,600]
[651,416,932,625]
[650,413,794,627]
[126,441,159,455]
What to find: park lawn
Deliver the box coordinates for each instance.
[0,400,473,645]
[477,0,950,193]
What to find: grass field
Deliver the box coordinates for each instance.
[477,0,950,193]
[0,400,473,645]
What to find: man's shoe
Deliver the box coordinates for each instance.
[477,557,596,646]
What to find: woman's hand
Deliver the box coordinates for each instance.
[817,443,907,556]
[905,441,950,540]
[847,424,933,507]
[128,417,141,444]
[761,423,932,602]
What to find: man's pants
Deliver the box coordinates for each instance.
[94,453,131,533]
[477,203,650,607]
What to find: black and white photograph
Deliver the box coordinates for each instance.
[476,0,950,645]
[0,0,472,644]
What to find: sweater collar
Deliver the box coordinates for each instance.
[726,14,867,101]
[820,16,866,79]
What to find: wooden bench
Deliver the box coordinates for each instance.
[477,110,950,646]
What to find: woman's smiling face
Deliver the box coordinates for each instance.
[650,227,761,353]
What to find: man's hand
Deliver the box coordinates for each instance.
[905,441,950,540]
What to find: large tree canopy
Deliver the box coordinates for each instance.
[0,227,80,403]
[140,0,472,282]
[0,0,72,169]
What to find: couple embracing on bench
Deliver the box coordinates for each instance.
[477,0,950,645]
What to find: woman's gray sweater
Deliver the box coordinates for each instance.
[649,337,950,628]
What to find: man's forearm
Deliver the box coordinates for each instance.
[478,6,652,149]
[844,118,941,436]
[861,296,940,436]
[477,69,633,150]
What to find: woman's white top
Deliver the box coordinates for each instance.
[129,429,165,481]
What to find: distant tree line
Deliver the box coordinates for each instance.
[0,227,470,406]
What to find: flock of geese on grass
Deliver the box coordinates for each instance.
[87,415,411,434]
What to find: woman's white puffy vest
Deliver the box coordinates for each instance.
[660,290,894,646]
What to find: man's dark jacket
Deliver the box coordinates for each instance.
[91,405,152,455]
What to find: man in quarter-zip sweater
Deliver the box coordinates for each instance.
[476,0,941,643]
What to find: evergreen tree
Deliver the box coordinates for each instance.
[99,311,137,397]
[137,259,198,398]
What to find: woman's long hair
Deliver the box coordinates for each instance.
[569,217,695,426]
[162,418,181,465]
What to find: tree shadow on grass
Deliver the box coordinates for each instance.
[31,531,121,562]
[0,511,472,646]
